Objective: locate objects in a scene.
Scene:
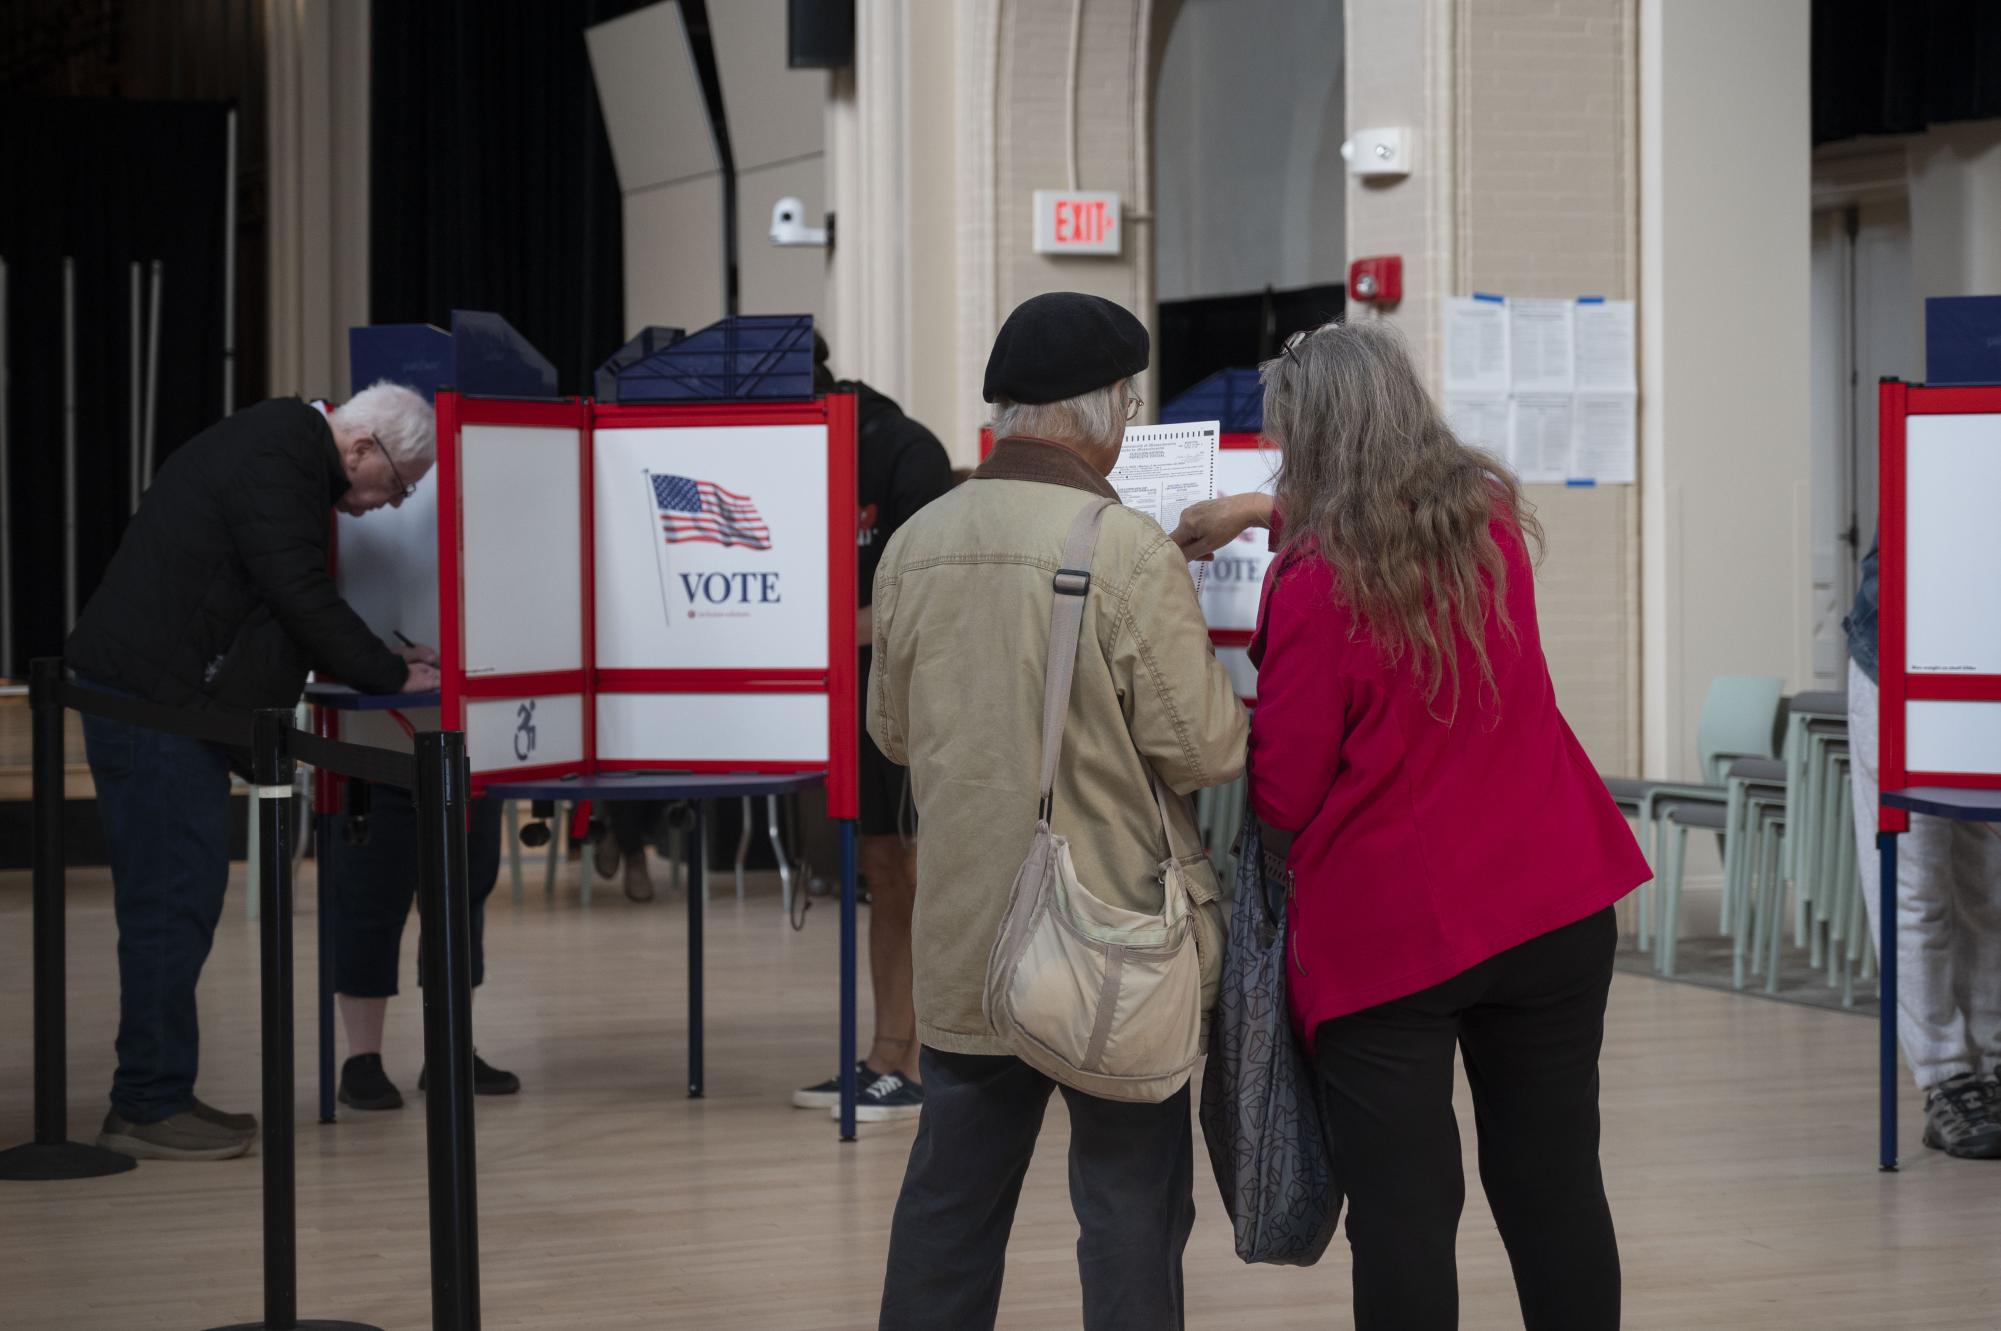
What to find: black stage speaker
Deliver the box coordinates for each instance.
[789,0,854,68]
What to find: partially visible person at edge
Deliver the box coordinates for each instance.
[792,332,955,1124]
[1173,322,1647,1331]
[66,383,442,1162]
[869,292,1247,1331]
[330,789,520,1112]
[1842,535,2001,1159]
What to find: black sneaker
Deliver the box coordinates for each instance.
[1922,1072,2001,1159]
[418,1053,522,1096]
[839,1070,924,1123]
[791,1060,873,1110]
[337,1054,404,1112]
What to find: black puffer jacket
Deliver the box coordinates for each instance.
[67,397,407,711]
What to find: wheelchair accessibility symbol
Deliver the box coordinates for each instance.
[514,699,537,761]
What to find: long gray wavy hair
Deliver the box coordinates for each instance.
[1263,320,1543,720]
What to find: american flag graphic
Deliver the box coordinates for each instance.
[650,472,772,550]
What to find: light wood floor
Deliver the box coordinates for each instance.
[1,858,1994,1330]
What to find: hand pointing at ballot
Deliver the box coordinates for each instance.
[1169,491,1274,563]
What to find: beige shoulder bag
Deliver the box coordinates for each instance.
[983,497,1204,1103]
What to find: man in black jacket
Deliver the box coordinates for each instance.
[67,383,440,1161]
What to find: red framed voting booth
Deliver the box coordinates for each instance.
[429,391,859,816]
[1872,379,2001,1169]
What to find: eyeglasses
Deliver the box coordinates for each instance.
[1278,320,1340,364]
[1124,392,1144,422]
[379,442,418,500]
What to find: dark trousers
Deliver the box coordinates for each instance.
[1314,908,1621,1331]
[879,1048,1196,1331]
[607,800,663,857]
[81,708,233,1124]
[330,784,502,997]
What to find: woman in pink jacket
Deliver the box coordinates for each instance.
[1180,322,1646,1329]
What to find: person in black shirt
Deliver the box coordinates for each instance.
[67,383,440,1161]
[793,337,954,1122]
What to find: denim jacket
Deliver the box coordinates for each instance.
[1844,536,1879,684]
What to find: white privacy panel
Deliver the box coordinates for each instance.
[1203,444,1280,632]
[466,694,586,776]
[594,425,830,671]
[1906,700,2001,776]
[459,424,584,676]
[336,473,439,654]
[597,692,829,764]
[1217,646,1259,703]
[1906,413,2001,675]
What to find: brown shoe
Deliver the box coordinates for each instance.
[97,1108,254,1162]
[623,856,656,902]
[191,1098,257,1133]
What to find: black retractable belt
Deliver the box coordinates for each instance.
[0,659,138,1181]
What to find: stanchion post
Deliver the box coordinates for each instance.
[208,707,379,1331]
[0,658,136,1180]
[839,819,858,1142]
[414,730,480,1331]
[1879,832,1899,1172]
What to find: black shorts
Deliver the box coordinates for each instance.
[859,648,912,838]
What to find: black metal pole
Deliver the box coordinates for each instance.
[208,708,378,1331]
[415,730,480,1331]
[0,658,135,1180]
[316,808,337,1125]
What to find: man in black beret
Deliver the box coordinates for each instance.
[863,292,1247,1329]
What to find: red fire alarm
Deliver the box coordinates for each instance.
[1348,255,1402,305]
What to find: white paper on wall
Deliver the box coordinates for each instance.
[1570,393,1638,485]
[1508,395,1574,484]
[1508,298,1576,395]
[1444,296,1511,395]
[1445,394,1512,459]
[1573,299,1637,393]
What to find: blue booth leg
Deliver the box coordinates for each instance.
[839,820,858,1142]
[1879,832,1899,1172]
[688,801,705,1099]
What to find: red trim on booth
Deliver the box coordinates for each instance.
[826,390,861,820]
[593,401,831,430]
[313,704,342,815]
[595,758,829,776]
[1219,432,1267,450]
[436,390,465,731]
[1903,385,2001,415]
[1905,771,2001,789]
[456,396,589,428]
[581,404,597,776]
[1879,380,1910,832]
[978,425,994,462]
[1905,675,2001,702]
[597,669,827,694]
[458,671,589,699]
[1211,629,1256,649]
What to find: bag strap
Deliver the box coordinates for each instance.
[1036,498,1193,865]
[1037,497,1115,819]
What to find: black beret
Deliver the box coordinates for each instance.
[982,292,1149,404]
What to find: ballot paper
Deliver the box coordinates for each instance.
[1444,296,1510,395]
[1508,298,1576,395]
[1110,420,1219,589]
[1508,395,1574,484]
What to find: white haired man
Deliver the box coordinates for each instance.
[67,383,442,1161]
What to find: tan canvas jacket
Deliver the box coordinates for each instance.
[866,436,1251,1057]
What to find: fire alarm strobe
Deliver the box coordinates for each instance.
[1348,256,1402,306]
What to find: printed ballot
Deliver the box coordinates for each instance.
[1110,420,1219,588]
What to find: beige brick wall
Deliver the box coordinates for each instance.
[1458,0,1639,776]
[1348,0,1640,773]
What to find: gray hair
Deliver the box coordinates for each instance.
[332,381,437,469]
[989,380,1130,452]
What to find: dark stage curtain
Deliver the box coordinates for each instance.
[0,98,230,676]
[370,1,637,397]
[1814,0,2001,146]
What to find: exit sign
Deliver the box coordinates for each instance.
[1033,190,1122,256]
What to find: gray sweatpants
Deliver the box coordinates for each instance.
[1850,661,2001,1090]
